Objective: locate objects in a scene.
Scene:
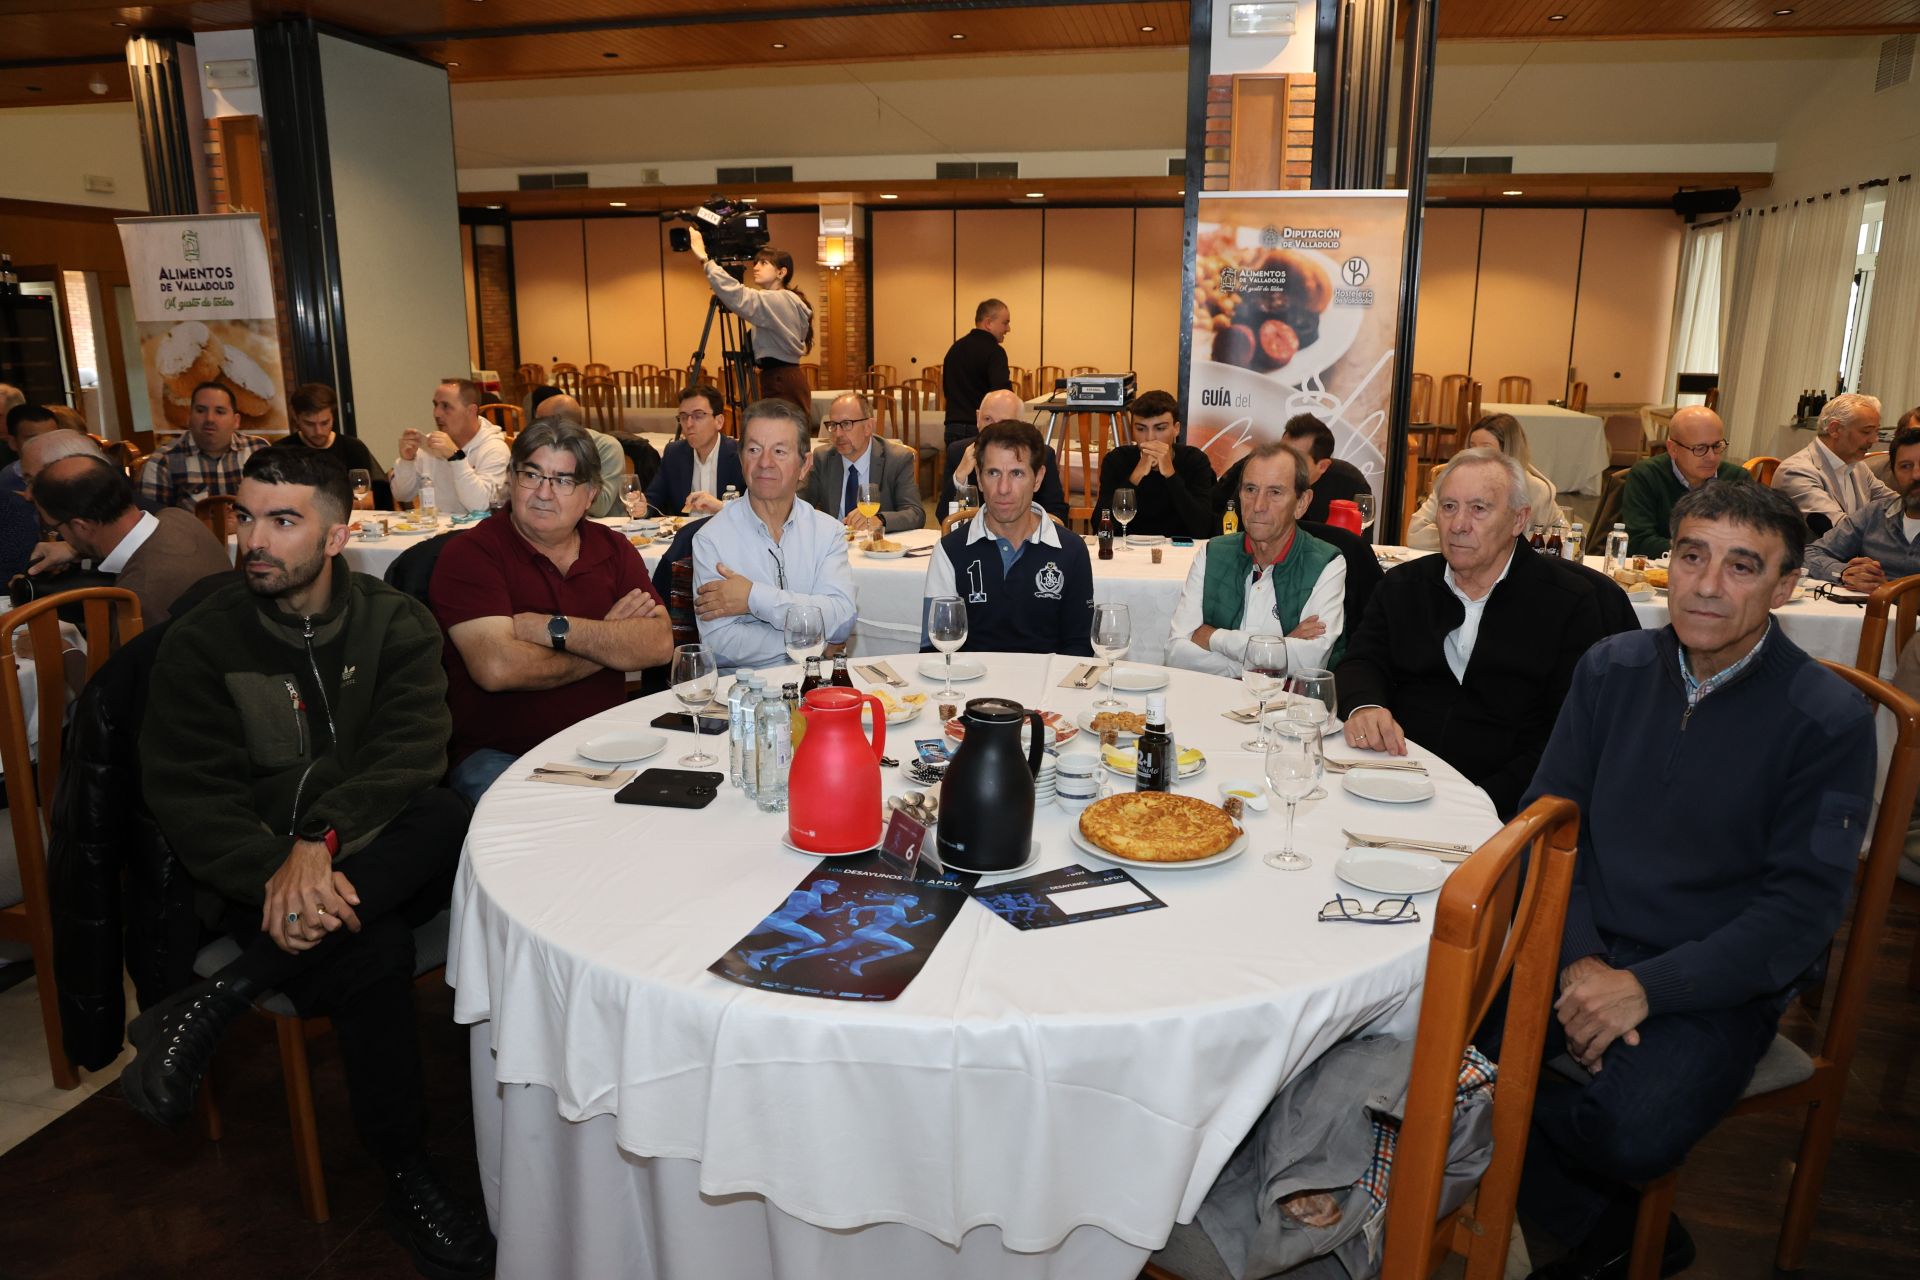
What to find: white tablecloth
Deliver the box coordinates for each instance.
[448,651,1502,1278]
[1481,402,1610,497]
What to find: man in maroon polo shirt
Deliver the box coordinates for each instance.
[430,417,674,802]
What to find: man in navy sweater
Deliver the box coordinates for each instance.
[1513,481,1875,1280]
[920,418,1093,656]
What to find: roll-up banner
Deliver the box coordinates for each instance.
[115,212,289,437]
[1184,191,1409,515]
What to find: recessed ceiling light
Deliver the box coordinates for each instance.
[609,201,627,207]
[485,204,503,210]
[950,33,966,40]
[1025,192,1045,198]
[602,51,619,58]
[1141,25,1156,32]
[1774,7,1794,13]
[1502,189,1524,196]
[879,193,899,199]
[446,61,460,68]
[1547,13,1566,20]
[771,42,786,49]
[111,20,129,27]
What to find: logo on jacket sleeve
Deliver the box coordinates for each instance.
[1035,561,1064,600]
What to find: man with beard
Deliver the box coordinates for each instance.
[134,448,494,1279]
[1803,424,1920,587]
[137,381,271,510]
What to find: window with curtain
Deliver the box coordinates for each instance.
[1664,223,1725,401]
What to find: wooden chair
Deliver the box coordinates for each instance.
[636,374,679,409]
[1596,663,1920,1278]
[866,364,898,385]
[1603,414,1644,469]
[1407,373,1444,463]
[1743,455,1781,485]
[876,384,940,496]
[1059,412,1112,530]
[631,363,661,381]
[801,363,822,392]
[1069,365,1099,377]
[1,588,145,1091]
[551,366,582,395]
[897,377,941,413]
[195,494,238,542]
[478,404,523,433]
[1852,573,1920,992]
[854,371,888,395]
[1379,796,1580,1279]
[1495,376,1532,403]
[922,363,943,394]
[1434,375,1471,460]
[1704,387,1720,411]
[1031,364,1065,396]
[1567,380,1589,413]
[515,363,546,397]
[582,362,610,379]
[581,376,623,432]
[1400,436,1424,536]
[609,369,641,403]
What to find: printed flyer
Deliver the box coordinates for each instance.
[1184,190,1409,511]
[115,213,289,437]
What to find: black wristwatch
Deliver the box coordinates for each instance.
[548,614,570,652]
[449,448,467,461]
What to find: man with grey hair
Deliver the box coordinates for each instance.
[1805,423,1920,588]
[799,391,925,534]
[431,417,674,802]
[1334,447,1636,819]
[1772,392,1888,534]
[692,397,856,669]
[516,392,628,519]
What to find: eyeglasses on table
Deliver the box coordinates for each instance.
[1318,895,1421,924]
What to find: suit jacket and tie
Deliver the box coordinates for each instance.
[644,436,746,517]
[800,438,927,533]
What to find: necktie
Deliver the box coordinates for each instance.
[844,464,860,518]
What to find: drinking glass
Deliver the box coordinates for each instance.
[953,482,977,512]
[1354,491,1376,541]
[671,643,720,766]
[927,596,969,697]
[784,603,825,667]
[347,469,374,511]
[1280,667,1336,797]
[1112,487,1137,542]
[1089,602,1132,710]
[1240,634,1288,751]
[620,475,647,518]
[856,481,882,532]
[1264,717,1323,871]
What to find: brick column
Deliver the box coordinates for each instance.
[816,240,868,390]
[472,229,516,379]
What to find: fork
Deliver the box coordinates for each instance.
[1322,756,1427,774]
[1342,829,1474,858]
[532,764,620,781]
[1074,663,1108,689]
[858,663,908,688]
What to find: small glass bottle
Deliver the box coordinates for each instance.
[756,685,796,812]
[418,476,438,523]
[1564,521,1585,561]
[783,681,803,750]
[1098,509,1115,560]
[1221,499,1240,536]
[721,485,740,503]
[830,655,854,688]
[1604,522,1630,573]
[1135,694,1174,793]
[799,657,825,695]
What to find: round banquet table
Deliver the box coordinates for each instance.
[447,651,1502,1279]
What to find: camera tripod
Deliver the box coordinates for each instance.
[686,291,756,433]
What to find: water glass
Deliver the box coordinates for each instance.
[1089,602,1132,710]
[1112,487,1137,540]
[1264,717,1323,871]
[620,475,647,518]
[1354,491,1376,540]
[672,643,720,767]
[927,596,969,696]
[1241,634,1287,751]
[784,603,825,666]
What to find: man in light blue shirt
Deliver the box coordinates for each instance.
[693,398,857,669]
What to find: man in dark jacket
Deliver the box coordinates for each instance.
[644,383,745,516]
[1213,412,1372,527]
[1510,481,1875,1279]
[941,298,1014,444]
[1334,448,1636,818]
[129,448,493,1278]
[1096,389,1216,539]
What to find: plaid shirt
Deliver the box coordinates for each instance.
[1356,1045,1497,1211]
[138,432,270,511]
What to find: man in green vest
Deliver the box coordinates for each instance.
[1166,441,1347,677]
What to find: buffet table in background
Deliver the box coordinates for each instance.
[448,652,1503,1279]
[1480,401,1610,496]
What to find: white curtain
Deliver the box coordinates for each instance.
[1861,178,1920,420]
[1717,187,1867,461]
[1663,223,1725,400]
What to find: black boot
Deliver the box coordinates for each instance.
[385,1156,496,1279]
[120,977,251,1127]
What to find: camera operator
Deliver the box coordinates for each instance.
[689,229,815,418]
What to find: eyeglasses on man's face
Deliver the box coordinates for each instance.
[676,410,715,427]
[823,416,872,433]
[1317,895,1421,924]
[1672,439,1729,458]
[513,466,582,494]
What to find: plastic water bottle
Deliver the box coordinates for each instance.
[419,475,438,523]
[1564,521,1585,562]
[1604,522,1629,573]
[740,685,764,800]
[727,674,752,788]
[756,685,795,813]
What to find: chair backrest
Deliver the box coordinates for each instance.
[582,362,610,379]
[382,529,461,606]
[1437,374,1470,424]
[1802,663,1920,1080]
[1704,386,1720,411]
[478,403,523,433]
[1854,573,1920,675]
[1400,436,1423,535]
[1006,365,1030,399]
[1069,364,1099,376]
[580,376,622,431]
[897,377,940,410]
[1496,375,1532,403]
[867,363,898,385]
[1567,380,1589,412]
[195,493,238,541]
[551,367,582,395]
[1380,796,1580,1280]
[1032,365,1065,396]
[922,363,943,392]
[854,371,887,394]
[1591,466,1629,535]
[801,363,822,391]
[636,374,679,410]
[516,363,546,394]
[1060,412,1111,529]
[877,384,929,451]
[609,369,640,396]
[1409,372,1434,425]
[1602,413,1643,461]
[1,588,145,822]
[1743,455,1780,485]
[667,558,700,651]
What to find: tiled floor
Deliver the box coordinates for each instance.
[0,968,133,1157]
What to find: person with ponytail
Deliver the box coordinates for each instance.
[689,231,815,418]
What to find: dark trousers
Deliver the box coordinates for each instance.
[215,788,470,1171]
[1479,938,1785,1247]
[758,363,811,419]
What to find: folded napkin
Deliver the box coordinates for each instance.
[1057,662,1109,689]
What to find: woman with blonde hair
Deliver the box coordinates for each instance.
[1404,413,1566,549]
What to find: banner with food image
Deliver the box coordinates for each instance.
[115,213,288,437]
[1186,191,1409,516]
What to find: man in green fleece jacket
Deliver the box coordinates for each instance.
[129,448,493,1279]
[1619,405,1749,556]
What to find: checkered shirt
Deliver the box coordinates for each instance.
[138,432,271,511]
[1356,1045,1498,1210]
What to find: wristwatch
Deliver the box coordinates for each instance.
[548,614,571,652]
[297,818,341,858]
[449,448,467,461]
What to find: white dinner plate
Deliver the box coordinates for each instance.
[1076,707,1144,742]
[918,656,988,683]
[1070,823,1247,871]
[1109,666,1171,693]
[1101,747,1207,780]
[576,730,667,764]
[1335,848,1447,895]
[1125,534,1169,547]
[861,701,924,726]
[782,832,883,859]
[1341,770,1437,804]
[861,545,910,560]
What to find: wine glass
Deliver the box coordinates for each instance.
[1354,491,1376,542]
[953,481,977,513]
[671,643,720,766]
[1089,602,1132,710]
[1280,667,1336,797]
[857,481,882,529]
[927,596,969,697]
[1112,488,1137,543]
[347,469,374,511]
[1264,717,1323,871]
[784,603,825,667]
[1240,634,1288,752]
[620,475,647,518]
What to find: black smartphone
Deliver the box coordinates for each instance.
[1171,537,1195,547]
[652,712,729,734]
[615,768,726,809]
